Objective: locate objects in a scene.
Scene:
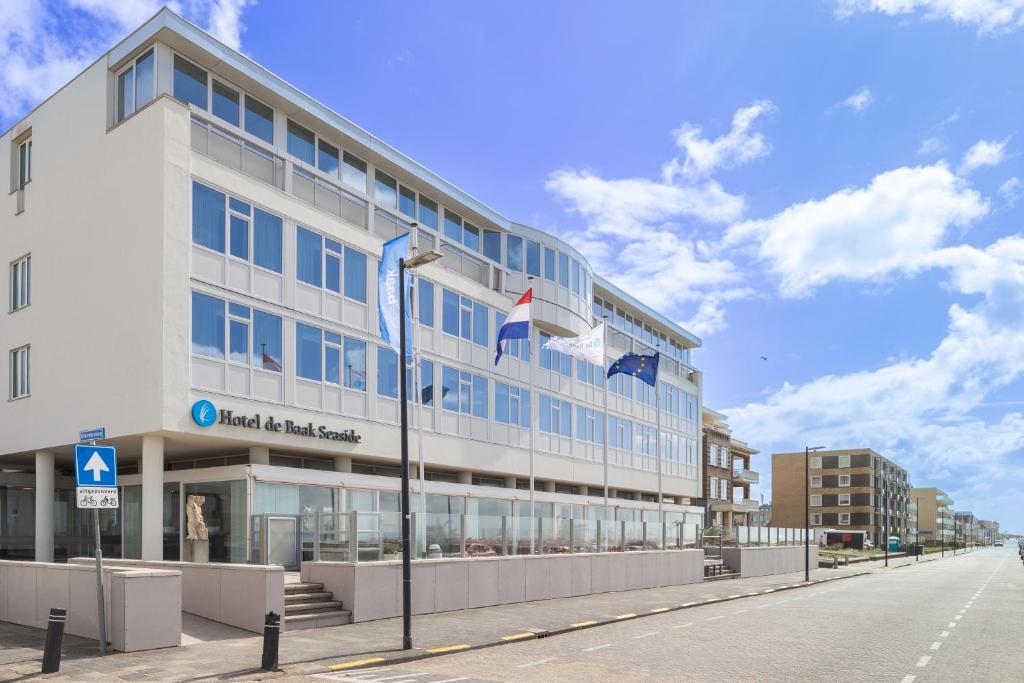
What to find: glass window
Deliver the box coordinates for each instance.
[344,338,366,390]
[399,186,416,217]
[173,55,207,109]
[375,171,398,209]
[253,208,282,273]
[117,67,134,121]
[811,476,822,488]
[254,310,282,371]
[377,346,398,398]
[135,49,154,110]
[343,152,367,192]
[838,455,851,468]
[418,196,438,230]
[526,240,541,276]
[344,247,367,302]
[463,223,480,252]
[506,235,523,271]
[229,215,248,259]
[296,227,322,287]
[544,247,555,281]
[244,95,274,144]
[495,382,510,423]
[572,259,581,295]
[325,241,341,294]
[418,279,434,327]
[444,210,462,242]
[318,140,340,178]
[192,181,225,252]
[191,291,224,358]
[810,495,822,507]
[10,255,31,311]
[839,494,851,506]
[472,301,488,346]
[558,252,569,287]
[212,80,239,126]
[287,120,315,165]
[441,289,459,336]
[296,323,322,381]
[17,140,31,188]
[419,359,434,404]
[472,375,488,418]
[441,366,459,412]
[228,306,248,363]
[483,230,501,262]
[810,456,822,469]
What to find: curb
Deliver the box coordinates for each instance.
[324,571,871,672]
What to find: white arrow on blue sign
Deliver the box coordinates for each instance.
[74,444,117,487]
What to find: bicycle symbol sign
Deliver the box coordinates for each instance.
[76,486,119,509]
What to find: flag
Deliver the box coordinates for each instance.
[261,351,282,372]
[495,289,532,365]
[378,233,412,357]
[542,322,605,365]
[607,351,660,388]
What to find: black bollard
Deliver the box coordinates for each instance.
[260,611,280,671]
[41,607,67,674]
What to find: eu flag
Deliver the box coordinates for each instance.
[607,351,660,388]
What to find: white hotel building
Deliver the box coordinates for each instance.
[1,9,704,566]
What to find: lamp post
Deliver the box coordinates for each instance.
[805,446,825,582]
[398,247,442,651]
[915,497,920,562]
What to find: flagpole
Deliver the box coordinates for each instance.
[655,357,663,522]
[527,277,536,555]
[602,318,610,512]
[411,269,427,558]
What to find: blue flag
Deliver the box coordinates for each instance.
[607,351,660,388]
[378,233,412,357]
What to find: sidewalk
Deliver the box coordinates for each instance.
[1,562,883,682]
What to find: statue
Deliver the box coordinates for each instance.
[186,495,209,541]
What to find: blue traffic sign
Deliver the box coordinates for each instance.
[79,427,106,442]
[74,445,117,487]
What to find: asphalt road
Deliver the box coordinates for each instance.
[317,545,1024,683]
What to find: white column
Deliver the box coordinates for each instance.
[141,435,164,561]
[249,446,270,465]
[457,471,473,485]
[34,451,55,562]
[334,455,352,473]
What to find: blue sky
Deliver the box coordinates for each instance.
[4,1,1024,531]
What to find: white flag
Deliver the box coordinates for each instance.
[542,322,605,365]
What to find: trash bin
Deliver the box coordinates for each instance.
[888,537,901,552]
[909,543,924,556]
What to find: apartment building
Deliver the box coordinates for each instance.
[772,448,910,547]
[699,409,759,528]
[910,487,955,546]
[0,9,705,565]
[978,519,1000,545]
[955,511,978,545]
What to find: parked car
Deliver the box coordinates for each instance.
[994,540,1004,547]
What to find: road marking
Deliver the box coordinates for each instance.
[430,678,469,683]
[583,644,612,652]
[571,620,597,628]
[954,615,962,621]
[427,645,469,654]
[762,589,775,593]
[356,675,428,682]
[707,615,725,621]
[734,609,749,615]
[615,613,636,620]
[728,594,742,599]
[501,632,534,641]
[681,602,699,607]
[930,642,942,651]
[901,675,916,683]
[940,631,950,638]
[329,658,386,671]
[673,622,693,629]
[755,604,771,609]
[948,623,957,628]
[517,658,557,669]
[917,656,931,668]
[959,609,966,614]
[650,607,670,613]
[746,592,760,597]
[631,632,658,639]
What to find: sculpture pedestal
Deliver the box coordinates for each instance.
[184,538,209,563]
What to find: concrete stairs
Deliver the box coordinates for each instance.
[703,560,740,581]
[284,581,351,630]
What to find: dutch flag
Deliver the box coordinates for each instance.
[495,288,532,365]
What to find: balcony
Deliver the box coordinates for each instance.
[711,499,761,513]
[732,469,759,485]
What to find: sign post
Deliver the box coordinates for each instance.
[75,443,117,656]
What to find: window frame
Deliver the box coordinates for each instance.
[839,512,851,525]
[810,495,822,507]
[192,180,283,274]
[839,474,851,487]
[17,138,32,189]
[115,48,156,123]
[9,254,30,312]
[172,52,210,111]
[838,493,851,506]
[9,345,30,399]
[810,475,822,488]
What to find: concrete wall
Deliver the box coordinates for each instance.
[0,560,180,652]
[720,546,818,578]
[69,558,284,633]
[302,549,704,623]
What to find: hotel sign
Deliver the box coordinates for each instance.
[190,400,361,443]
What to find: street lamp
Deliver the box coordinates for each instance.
[805,446,826,582]
[915,497,920,562]
[397,245,442,651]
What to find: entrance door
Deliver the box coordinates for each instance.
[266,515,299,569]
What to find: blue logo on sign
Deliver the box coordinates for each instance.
[192,400,217,427]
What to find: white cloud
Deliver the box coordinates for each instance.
[0,1,253,124]
[1000,177,1022,205]
[918,136,946,155]
[836,0,1024,33]
[959,138,1009,174]
[839,87,873,112]
[662,100,775,180]
[679,289,754,337]
[725,163,989,297]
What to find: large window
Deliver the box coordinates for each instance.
[506,235,523,271]
[191,292,282,371]
[17,138,31,189]
[494,311,530,361]
[418,196,438,230]
[377,346,398,398]
[526,240,541,276]
[576,406,604,444]
[191,291,225,358]
[576,359,604,388]
[375,171,398,209]
[212,79,240,126]
[539,395,572,437]
[417,279,434,327]
[296,323,322,381]
[287,120,315,165]
[440,366,487,418]
[558,252,569,287]
[9,255,30,311]
[192,182,282,272]
[440,289,487,346]
[244,95,274,143]
[543,247,556,281]
[295,227,367,302]
[538,332,572,376]
[9,345,29,399]
[116,48,155,122]
[318,140,340,178]
[483,230,501,263]
[494,382,530,427]
[173,54,208,109]
[608,416,633,450]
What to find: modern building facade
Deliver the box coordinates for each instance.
[699,409,759,528]
[955,511,978,546]
[909,487,955,546]
[978,519,1000,545]
[0,9,705,565]
[772,448,910,547]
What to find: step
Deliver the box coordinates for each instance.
[285,591,334,604]
[703,572,741,582]
[285,600,345,615]
[284,582,324,594]
[284,609,352,630]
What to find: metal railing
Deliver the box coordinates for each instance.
[704,525,808,549]
[732,469,759,484]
